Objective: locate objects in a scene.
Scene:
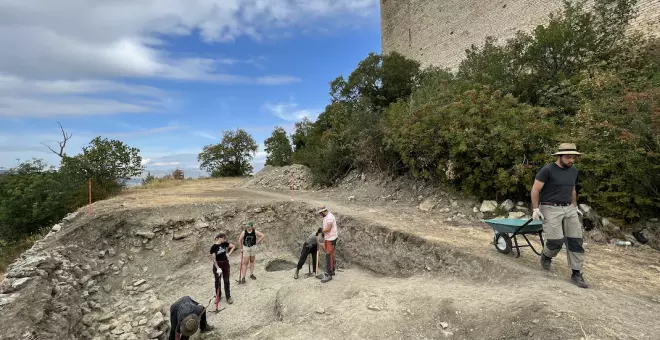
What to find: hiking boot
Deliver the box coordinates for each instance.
[294,269,299,279]
[227,297,233,304]
[305,272,315,278]
[250,274,257,280]
[571,272,589,288]
[201,325,215,333]
[321,274,332,283]
[540,253,552,270]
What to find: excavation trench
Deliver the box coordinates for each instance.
[1,201,659,340]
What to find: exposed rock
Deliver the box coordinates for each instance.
[480,200,497,212]
[367,305,382,311]
[419,199,437,211]
[500,199,515,212]
[136,230,156,239]
[194,220,209,229]
[508,211,525,219]
[0,293,20,306]
[10,277,31,290]
[172,231,191,240]
[51,224,62,232]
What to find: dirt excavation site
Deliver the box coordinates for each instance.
[2,169,660,340]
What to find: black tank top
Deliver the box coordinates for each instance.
[243,229,257,247]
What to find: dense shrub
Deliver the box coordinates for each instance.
[291,0,660,220]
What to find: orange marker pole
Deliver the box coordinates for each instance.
[88,179,92,216]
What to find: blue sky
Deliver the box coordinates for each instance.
[0,0,381,177]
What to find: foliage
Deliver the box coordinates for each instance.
[0,159,73,241]
[289,0,660,220]
[198,129,258,177]
[384,84,559,200]
[143,172,156,185]
[0,133,145,245]
[264,127,293,167]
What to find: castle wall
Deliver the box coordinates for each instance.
[380,0,660,70]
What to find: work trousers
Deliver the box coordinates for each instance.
[212,260,231,299]
[540,204,585,271]
[297,243,318,273]
[324,239,337,275]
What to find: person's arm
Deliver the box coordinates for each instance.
[531,180,545,209]
[209,246,218,269]
[256,231,265,244]
[572,187,577,206]
[238,231,244,250]
[227,243,235,256]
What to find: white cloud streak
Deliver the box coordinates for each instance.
[0,0,379,117]
[263,101,321,121]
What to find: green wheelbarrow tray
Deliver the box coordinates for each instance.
[482,218,545,258]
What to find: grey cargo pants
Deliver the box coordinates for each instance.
[540,204,585,271]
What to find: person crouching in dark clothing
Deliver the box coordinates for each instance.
[294,228,321,279]
[169,296,214,340]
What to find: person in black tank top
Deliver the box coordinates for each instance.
[237,221,265,283]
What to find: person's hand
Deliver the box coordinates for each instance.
[216,268,222,275]
[576,208,584,218]
[532,208,544,221]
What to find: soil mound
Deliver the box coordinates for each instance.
[241,164,314,191]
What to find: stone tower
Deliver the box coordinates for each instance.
[380,0,660,70]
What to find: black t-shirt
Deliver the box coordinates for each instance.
[535,162,579,204]
[210,242,230,262]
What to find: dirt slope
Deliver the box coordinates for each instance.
[1,177,659,340]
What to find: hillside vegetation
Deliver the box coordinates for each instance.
[287,0,660,222]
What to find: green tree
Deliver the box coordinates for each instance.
[264,127,293,166]
[0,159,71,241]
[198,129,258,177]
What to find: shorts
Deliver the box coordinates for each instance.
[243,245,258,257]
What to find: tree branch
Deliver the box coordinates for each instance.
[41,121,72,158]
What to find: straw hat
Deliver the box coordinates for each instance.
[552,143,581,156]
[316,205,328,214]
[180,314,200,336]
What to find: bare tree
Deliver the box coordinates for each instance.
[41,122,72,158]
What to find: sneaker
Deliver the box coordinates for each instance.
[294,269,299,279]
[321,274,333,283]
[571,273,589,288]
[227,297,233,304]
[250,274,257,280]
[540,254,552,270]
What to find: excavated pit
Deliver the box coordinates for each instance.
[1,201,659,340]
[265,259,297,272]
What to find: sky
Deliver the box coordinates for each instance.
[0,0,382,177]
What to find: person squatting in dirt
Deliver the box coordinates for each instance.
[294,227,322,279]
[238,221,265,283]
[317,205,338,283]
[168,296,214,340]
[209,233,235,305]
[531,142,589,289]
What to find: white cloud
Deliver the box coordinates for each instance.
[0,0,379,117]
[0,0,376,81]
[193,131,220,140]
[263,101,322,121]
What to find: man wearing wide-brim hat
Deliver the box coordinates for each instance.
[530,143,589,288]
[168,296,215,340]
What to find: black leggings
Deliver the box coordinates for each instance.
[213,261,231,299]
[297,244,318,273]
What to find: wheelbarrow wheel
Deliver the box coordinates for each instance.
[494,233,512,254]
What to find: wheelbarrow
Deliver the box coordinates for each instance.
[482,218,544,258]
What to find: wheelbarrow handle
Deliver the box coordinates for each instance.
[513,218,535,235]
